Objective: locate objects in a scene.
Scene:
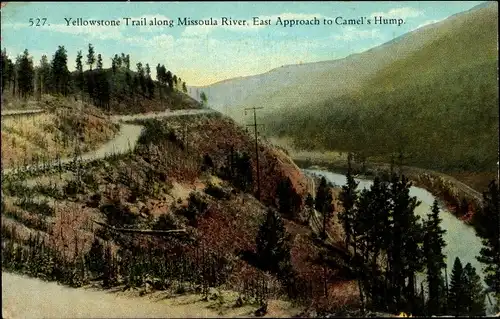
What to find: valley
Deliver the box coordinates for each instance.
[1,1,499,318]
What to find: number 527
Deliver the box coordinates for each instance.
[29,18,47,26]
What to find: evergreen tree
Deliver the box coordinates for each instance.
[173,74,178,90]
[111,55,117,73]
[463,263,486,316]
[277,177,293,218]
[1,49,9,93]
[75,51,84,99]
[145,63,154,98]
[50,46,70,95]
[166,70,173,91]
[389,174,423,313]
[322,189,334,239]
[448,257,467,316]
[85,238,105,278]
[315,176,327,213]
[234,151,253,192]
[339,153,358,250]
[136,62,146,95]
[37,55,51,97]
[276,177,301,220]
[474,180,500,309]
[125,54,130,70]
[96,53,103,70]
[256,209,291,275]
[86,44,95,71]
[354,177,392,309]
[423,200,447,315]
[182,82,187,93]
[16,49,34,98]
[200,91,207,104]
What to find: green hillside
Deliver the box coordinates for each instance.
[265,2,498,175]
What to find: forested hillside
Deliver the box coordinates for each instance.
[1,44,199,114]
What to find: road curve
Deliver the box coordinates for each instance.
[2,109,216,176]
[1,109,45,117]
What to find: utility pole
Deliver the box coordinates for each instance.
[245,106,264,201]
[184,124,188,153]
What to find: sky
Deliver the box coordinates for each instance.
[0,1,488,86]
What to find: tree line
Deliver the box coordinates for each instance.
[302,154,499,316]
[1,45,189,109]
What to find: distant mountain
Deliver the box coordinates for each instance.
[190,2,499,173]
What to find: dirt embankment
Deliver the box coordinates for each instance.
[1,96,119,169]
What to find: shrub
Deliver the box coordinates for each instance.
[204,183,230,200]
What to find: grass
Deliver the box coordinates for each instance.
[1,95,120,169]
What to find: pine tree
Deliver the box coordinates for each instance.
[182,82,187,93]
[448,257,467,316]
[339,153,358,250]
[474,180,500,309]
[1,49,10,93]
[37,55,51,98]
[136,62,146,95]
[200,91,207,104]
[111,55,117,74]
[16,49,34,98]
[423,200,447,315]
[166,70,173,91]
[125,54,130,70]
[75,51,84,99]
[315,176,327,213]
[388,174,423,312]
[276,177,294,218]
[173,74,178,90]
[145,63,154,99]
[463,263,486,316]
[322,189,334,239]
[256,209,291,275]
[50,46,70,95]
[96,54,103,70]
[85,237,105,279]
[86,44,95,71]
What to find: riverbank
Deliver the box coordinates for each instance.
[293,156,487,228]
[303,168,496,315]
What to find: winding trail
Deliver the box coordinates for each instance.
[1,109,45,117]
[2,109,216,175]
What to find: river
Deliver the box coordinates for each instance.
[304,169,495,314]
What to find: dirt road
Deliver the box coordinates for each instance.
[2,272,297,319]
[2,109,216,175]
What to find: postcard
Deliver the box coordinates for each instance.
[1,1,499,318]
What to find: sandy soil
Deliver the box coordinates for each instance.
[2,272,298,319]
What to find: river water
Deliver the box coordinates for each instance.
[304,169,495,314]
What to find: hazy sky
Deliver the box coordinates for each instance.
[0,1,486,86]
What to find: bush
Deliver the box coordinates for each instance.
[204,183,230,200]
[178,192,208,226]
[15,197,55,217]
[153,213,178,230]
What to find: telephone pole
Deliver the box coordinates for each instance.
[245,106,264,201]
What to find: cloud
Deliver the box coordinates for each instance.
[411,18,446,31]
[371,7,424,19]
[333,26,382,41]
[2,20,125,40]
